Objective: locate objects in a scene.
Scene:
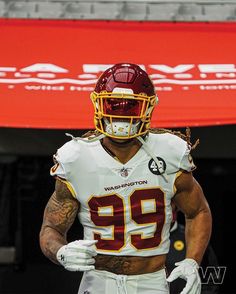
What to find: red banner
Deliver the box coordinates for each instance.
[1,19,236,129]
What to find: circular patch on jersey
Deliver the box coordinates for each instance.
[148,157,166,175]
[174,240,185,251]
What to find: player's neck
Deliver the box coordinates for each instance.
[101,137,142,164]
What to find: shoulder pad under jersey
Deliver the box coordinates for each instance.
[148,131,196,174]
[50,139,82,179]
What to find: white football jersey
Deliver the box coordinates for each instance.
[51,132,195,257]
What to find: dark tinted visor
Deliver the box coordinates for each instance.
[103,98,143,116]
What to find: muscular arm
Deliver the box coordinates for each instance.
[173,172,212,265]
[39,179,79,264]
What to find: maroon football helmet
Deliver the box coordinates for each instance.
[91,63,158,139]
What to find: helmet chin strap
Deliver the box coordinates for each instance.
[104,119,140,138]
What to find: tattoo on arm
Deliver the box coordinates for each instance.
[40,179,79,263]
[45,195,77,234]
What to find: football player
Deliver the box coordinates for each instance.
[40,63,212,294]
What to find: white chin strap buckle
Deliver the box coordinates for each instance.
[105,120,138,137]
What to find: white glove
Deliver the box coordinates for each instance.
[56,240,97,272]
[167,258,201,294]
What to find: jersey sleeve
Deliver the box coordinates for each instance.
[50,153,67,179]
[50,140,79,198]
[179,143,196,172]
[160,133,196,174]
